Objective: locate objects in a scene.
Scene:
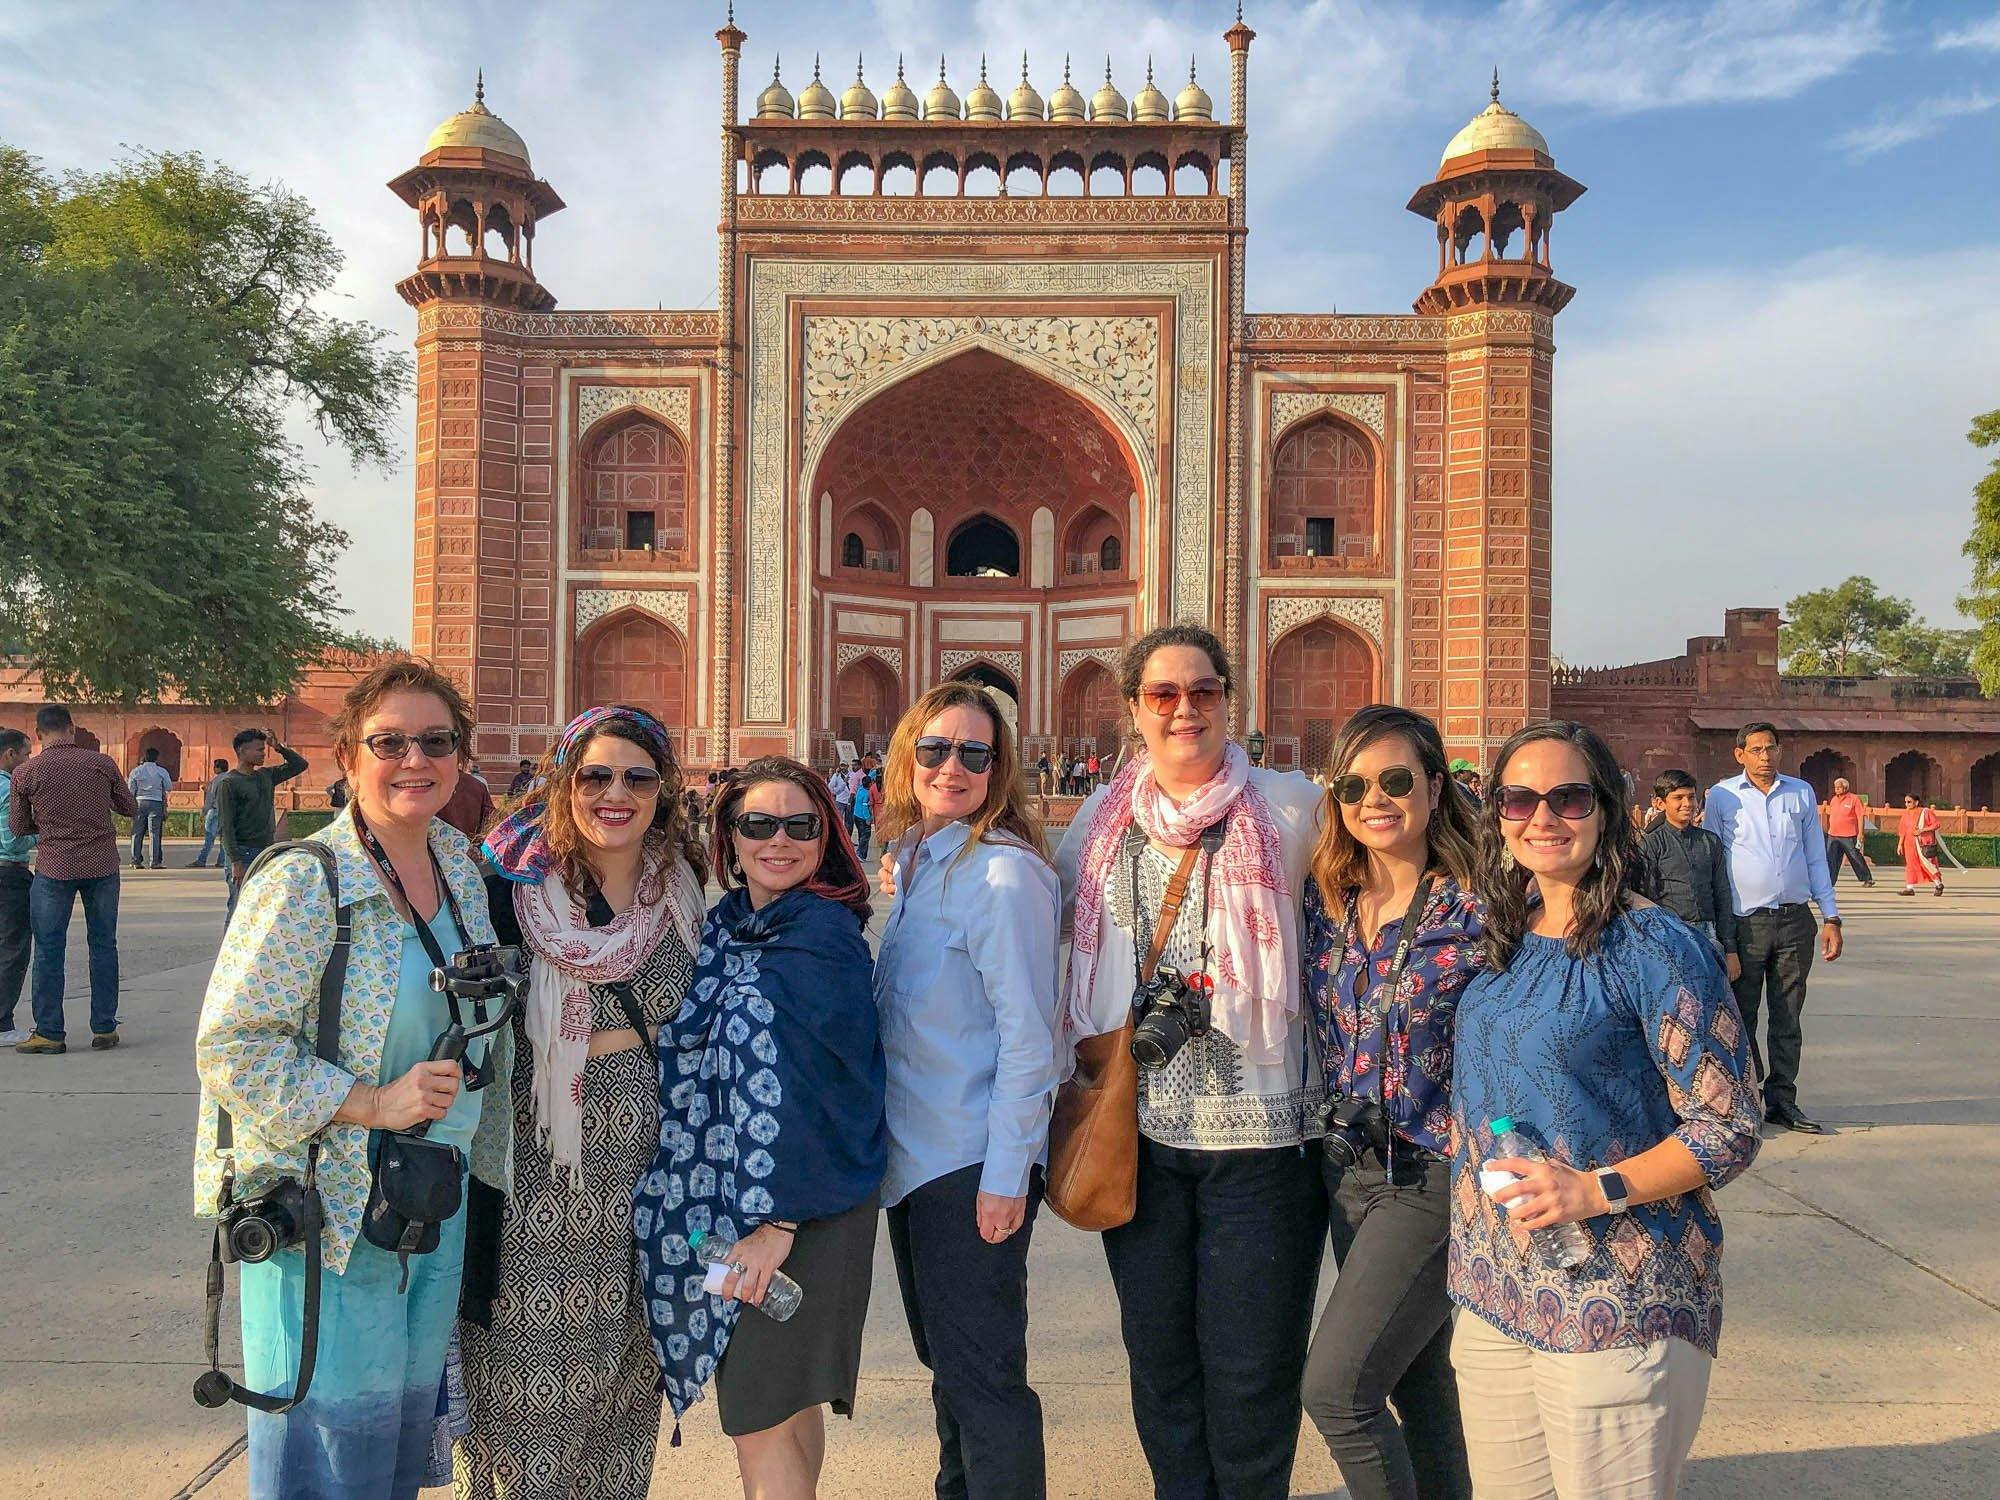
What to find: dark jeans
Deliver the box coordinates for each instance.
[131,800,166,866]
[1825,835,1871,884]
[226,840,270,923]
[852,819,872,861]
[1301,1153,1470,1500]
[1102,1137,1328,1500]
[887,1162,1046,1500]
[0,861,30,1029]
[29,871,120,1041]
[1733,902,1817,1111]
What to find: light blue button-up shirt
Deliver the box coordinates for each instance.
[873,819,1062,1207]
[128,761,173,803]
[1703,771,1838,921]
[0,769,37,865]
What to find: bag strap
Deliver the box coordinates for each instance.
[1136,834,1203,985]
[609,980,661,1064]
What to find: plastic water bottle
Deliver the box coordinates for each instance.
[688,1227,804,1321]
[1481,1117,1594,1271]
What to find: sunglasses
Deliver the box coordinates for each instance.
[360,729,461,761]
[913,737,995,774]
[1137,680,1226,717]
[573,765,664,797]
[1494,782,1597,822]
[1331,767,1418,805]
[731,811,823,841]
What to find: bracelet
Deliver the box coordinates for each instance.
[763,1220,798,1235]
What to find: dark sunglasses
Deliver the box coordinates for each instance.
[731,811,823,841]
[574,765,664,797]
[913,737,995,774]
[1494,782,1597,822]
[1331,767,1418,805]
[360,729,461,761]
[1137,679,1226,717]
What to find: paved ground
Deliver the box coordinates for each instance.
[2,843,1995,1497]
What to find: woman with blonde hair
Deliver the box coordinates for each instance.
[873,681,1063,1500]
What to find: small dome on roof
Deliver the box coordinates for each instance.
[1132,59,1170,123]
[1008,55,1045,121]
[881,56,920,120]
[425,73,531,167]
[840,57,879,120]
[1175,58,1213,121]
[1439,73,1550,166]
[925,57,962,120]
[1090,59,1128,122]
[797,56,837,120]
[755,59,796,120]
[1048,56,1086,122]
[965,56,1003,121]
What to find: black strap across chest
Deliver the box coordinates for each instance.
[354,810,468,970]
[1343,875,1436,1107]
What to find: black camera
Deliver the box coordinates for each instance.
[429,943,525,1008]
[219,1176,309,1265]
[1317,1093,1389,1170]
[1131,964,1211,1071]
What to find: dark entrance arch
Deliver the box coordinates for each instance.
[1884,749,1943,806]
[1973,751,2000,813]
[946,516,1021,578]
[1798,748,1857,803]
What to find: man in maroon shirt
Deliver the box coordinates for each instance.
[8,705,137,1053]
[1824,776,1875,887]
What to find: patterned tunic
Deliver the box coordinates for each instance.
[1448,907,1762,1357]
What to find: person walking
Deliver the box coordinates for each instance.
[875,682,1062,1500]
[1055,624,1327,1500]
[832,759,857,833]
[1703,722,1842,1135]
[1036,752,1052,797]
[193,657,502,1500]
[127,747,173,869]
[1636,770,1739,979]
[849,765,875,861]
[1450,720,1763,1500]
[9,705,137,1054]
[1298,705,1480,1500]
[191,759,231,868]
[1824,777,1874,887]
[0,729,37,1047]
[457,706,707,1500]
[216,727,310,923]
[1897,794,1945,897]
[635,757,885,1492]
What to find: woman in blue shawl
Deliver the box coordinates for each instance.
[634,756,885,1492]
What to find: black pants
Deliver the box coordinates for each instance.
[1301,1153,1469,1500]
[0,861,29,1029]
[1733,903,1816,1111]
[1825,835,1871,884]
[887,1163,1046,1500]
[1102,1137,1328,1500]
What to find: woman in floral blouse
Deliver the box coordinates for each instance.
[1299,705,1480,1500]
[1450,720,1761,1499]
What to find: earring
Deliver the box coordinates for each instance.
[1500,846,1515,871]
[1594,843,1609,871]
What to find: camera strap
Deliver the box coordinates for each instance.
[1127,830,1203,989]
[1342,875,1434,1182]
[353,810,469,974]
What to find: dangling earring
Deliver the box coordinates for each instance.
[1500,845,1515,872]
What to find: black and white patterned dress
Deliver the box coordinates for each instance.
[456,888,694,1500]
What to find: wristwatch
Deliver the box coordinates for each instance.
[1594,1168,1630,1214]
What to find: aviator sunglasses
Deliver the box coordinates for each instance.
[1331,766,1418,805]
[731,811,824,841]
[913,737,995,774]
[360,729,461,761]
[574,765,663,797]
[1494,782,1597,822]
[1137,679,1226,717]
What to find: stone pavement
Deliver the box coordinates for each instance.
[2,844,1995,1497]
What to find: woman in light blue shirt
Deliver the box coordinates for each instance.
[873,681,1061,1500]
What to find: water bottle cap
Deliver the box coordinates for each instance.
[1488,1116,1514,1135]
[688,1229,707,1250]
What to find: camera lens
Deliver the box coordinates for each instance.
[1131,1008,1190,1071]
[231,1217,279,1264]
[1322,1128,1367,1170]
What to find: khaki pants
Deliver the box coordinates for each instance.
[1450,1310,1711,1499]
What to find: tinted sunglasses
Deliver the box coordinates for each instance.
[574,765,664,797]
[1331,767,1417,805]
[1494,782,1597,821]
[913,737,994,774]
[361,729,461,761]
[1137,679,1226,717]
[731,811,823,841]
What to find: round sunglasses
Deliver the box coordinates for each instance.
[731,811,823,841]
[360,729,461,762]
[1494,782,1597,822]
[913,737,994,774]
[1331,766,1418,805]
[573,764,663,798]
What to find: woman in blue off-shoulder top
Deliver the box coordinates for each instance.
[1449,721,1762,1500]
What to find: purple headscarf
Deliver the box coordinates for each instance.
[484,705,676,883]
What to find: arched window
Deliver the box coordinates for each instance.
[842,532,864,568]
[1268,416,1378,569]
[581,413,688,560]
[946,516,1021,578]
[1100,535,1121,573]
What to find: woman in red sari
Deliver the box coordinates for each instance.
[1898,794,1944,896]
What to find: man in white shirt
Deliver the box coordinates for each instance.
[126,748,174,870]
[1704,721,1843,1134]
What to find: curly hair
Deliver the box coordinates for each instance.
[328,656,474,774]
[1118,622,1236,702]
[1309,704,1478,905]
[709,756,871,920]
[877,681,1046,864]
[528,708,706,897]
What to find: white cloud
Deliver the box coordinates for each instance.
[1833,91,2000,157]
[1936,10,2000,50]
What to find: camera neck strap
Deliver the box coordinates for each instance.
[353,810,468,974]
[1344,874,1436,1106]
[1126,820,1225,988]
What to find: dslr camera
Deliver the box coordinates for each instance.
[218,1176,309,1264]
[1317,1092,1389,1170]
[429,943,525,1009]
[1131,963,1211,1071]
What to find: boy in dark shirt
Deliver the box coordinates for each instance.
[1636,768,1740,982]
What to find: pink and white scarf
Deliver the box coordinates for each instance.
[513,837,705,1181]
[1064,742,1298,1065]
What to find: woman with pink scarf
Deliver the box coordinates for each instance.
[1053,624,1329,1500]
[455,705,708,1499]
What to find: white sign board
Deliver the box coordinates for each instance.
[835,739,859,767]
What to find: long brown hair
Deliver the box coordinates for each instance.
[1310,704,1478,905]
[531,708,706,897]
[1475,719,1640,971]
[709,756,871,920]
[878,682,1047,863]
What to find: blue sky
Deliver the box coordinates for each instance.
[3,0,1996,665]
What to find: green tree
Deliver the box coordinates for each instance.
[0,146,408,704]
[1779,576,1911,675]
[1961,408,2000,694]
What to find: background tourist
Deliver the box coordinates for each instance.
[849,763,875,859]
[634,757,883,1493]
[436,751,496,842]
[0,729,36,1047]
[875,683,1060,1500]
[1898,794,1944,897]
[1704,722,1841,1135]
[1637,769,1739,978]
[191,758,230,868]
[1824,777,1873,886]
[1299,705,1479,1500]
[127,746,173,869]
[1452,721,1762,1499]
[458,705,706,1500]
[192,657,499,1500]
[216,727,310,922]
[506,759,537,799]
[832,757,857,833]
[10,705,136,1054]
[1055,625,1325,1500]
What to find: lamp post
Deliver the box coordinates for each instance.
[1246,727,1266,767]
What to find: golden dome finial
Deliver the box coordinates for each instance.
[1049,53,1086,121]
[475,68,485,109]
[1008,51,1046,121]
[925,55,962,120]
[1492,66,1501,104]
[1133,55,1170,122]
[882,53,919,119]
[1090,56,1129,122]
[965,52,1003,120]
[425,70,532,165]
[755,55,797,119]
[841,53,879,119]
[1438,73,1550,167]
[1175,54,1213,120]
[797,53,837,119]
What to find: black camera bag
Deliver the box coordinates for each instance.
[363,1129,465,1284]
